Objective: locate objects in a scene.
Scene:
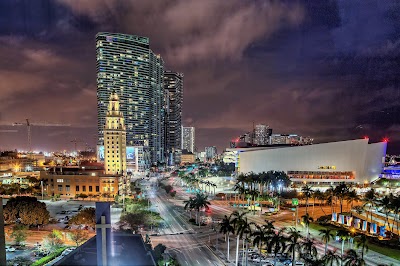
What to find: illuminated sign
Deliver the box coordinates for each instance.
[318,166,336,170]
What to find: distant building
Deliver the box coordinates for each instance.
[196,151,207,162]
[41,171,118,198]
[238,139,387,185]
[205,146,217,161]
[164,71,183,158]
[181,127,195,153]
[96,32,165,165]
[254,124,269,145]
[181,151,196,165]
[104,92,127,175]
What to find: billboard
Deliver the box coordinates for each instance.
[97,146,138,163]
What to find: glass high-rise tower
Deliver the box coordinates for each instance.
[96,32,165,164]
[164,71,183,154]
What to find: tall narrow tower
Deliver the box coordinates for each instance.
[104,91,127,175]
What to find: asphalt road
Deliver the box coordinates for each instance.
[161,176,399,266]
[142,177,226,266]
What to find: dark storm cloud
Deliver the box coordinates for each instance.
[0,0,399,153]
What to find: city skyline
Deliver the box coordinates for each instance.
[0,1,400,153]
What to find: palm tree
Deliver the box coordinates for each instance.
[301,185,313,214]
[325,186,335,214]
[231,211,247,266]
[219,214,235,261]
[183,197,195,219]
[285,227,302,266]
[252,223,273,266]
[337,229,349,266]
[301,237,318,261]
[268,228,287,266]
[346,189,360,214]
[377,194,393,233]
[192,192,211,226]
[363,188,376,224]
[355,234,369,261]
[313,189,327,216]
[319,228,334,255]
[301,213,314,239]
[334,183,350,213]
[323,249,341,266]
[343,249,365,266]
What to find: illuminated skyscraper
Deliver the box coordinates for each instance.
[254,124,269,145]
[96,32,165,164]
[103,92,126,175]
[182,126,195,153]
[164,71,183,154]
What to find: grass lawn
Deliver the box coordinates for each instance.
[309,222,400,261]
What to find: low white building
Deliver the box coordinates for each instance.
[238,139,386,185]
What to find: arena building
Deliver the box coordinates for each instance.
[237,139,387,185]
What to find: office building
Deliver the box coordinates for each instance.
[205,146,217,161]
[237,139,387,185]
[254,124,269,145]
[104,92,127,175]
[182,126,195,153]
[96,32,165,165]
[164,71,183,155]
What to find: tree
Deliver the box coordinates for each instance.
[68,230,89,247]
[252,222,274,266]
[301,238,318,261]
[343,249,365,266]
[10,224,27,245]
[337,229,349,265]
[42,230,64,253]
[319,229,335,255]
[334,183,350,213]
[153,243,167,262]
[363,188,376,224]
[355,234,369,260]
[183,197,195,219]
[236,216,252,266]
[285,227,302,266]
[219,214,235,261]
[301,185,313,214]
[231,211,248,266]
[268,228,287,266]
[322,249,341,266]
[3,196,50,225]
[301,213,314,239]
[69,207,96,228]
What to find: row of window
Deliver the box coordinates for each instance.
[57,185,114,192]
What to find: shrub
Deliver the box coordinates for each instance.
[31,246,68,266]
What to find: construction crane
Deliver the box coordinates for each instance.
[6,119,71,152]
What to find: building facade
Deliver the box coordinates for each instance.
[41,172,119,198]
[205,146,217,161]
[254,124,269,145]
[238,139,387,185]
[96,32,165,165]
[181,126,195,153]
[104,92,127,175]
[164,71,183,157]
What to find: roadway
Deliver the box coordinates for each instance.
[163,176,399,266]
[141,176,226,266]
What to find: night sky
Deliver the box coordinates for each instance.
[0,0,400,154]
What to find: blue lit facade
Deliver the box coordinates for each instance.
[96,32,165,165]
[380,166,400,179]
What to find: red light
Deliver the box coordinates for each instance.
[364,136,369,140]
[383,138,389,143]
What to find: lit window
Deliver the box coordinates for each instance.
[57,179,63,183]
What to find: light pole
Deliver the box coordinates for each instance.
[41,181,44,200]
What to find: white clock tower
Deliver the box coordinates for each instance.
[104,91,127,175]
